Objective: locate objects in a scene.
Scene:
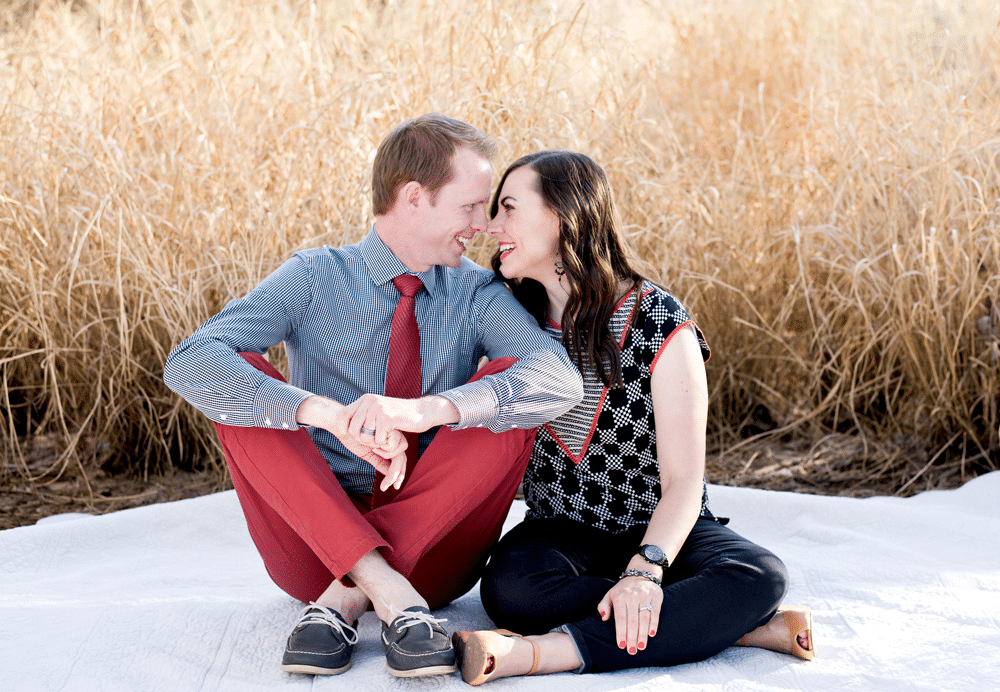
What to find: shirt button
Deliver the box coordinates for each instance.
[264,418,272,426]
[282,423,289,429]
[220,414,228,421]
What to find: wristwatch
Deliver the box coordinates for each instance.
[637,544,670,568]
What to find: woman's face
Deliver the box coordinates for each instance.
[487,166,562,284]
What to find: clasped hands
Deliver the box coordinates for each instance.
[298,392,460,493]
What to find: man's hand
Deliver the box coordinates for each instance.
[339,427,408,492]
[339,393,460,443]
[296,395,408,491]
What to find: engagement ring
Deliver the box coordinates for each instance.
[640,604,654,611]
[360,426,375,436]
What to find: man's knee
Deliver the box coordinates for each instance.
[237,351,286,382]
[467,356,519,383]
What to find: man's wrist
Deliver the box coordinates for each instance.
[296,395,342,427]
[417,395,460,428]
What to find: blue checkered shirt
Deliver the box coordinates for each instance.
[164,228,583,494]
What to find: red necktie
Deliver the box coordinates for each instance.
[372,274,423,506]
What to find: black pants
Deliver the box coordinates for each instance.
[480,516,788,673]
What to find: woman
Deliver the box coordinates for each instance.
[453,151,814,684]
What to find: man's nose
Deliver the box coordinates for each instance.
[472,204,490,233]
[484,210,502,235]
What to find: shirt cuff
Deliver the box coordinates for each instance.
[437,380,501,430]
[251,376,310,430]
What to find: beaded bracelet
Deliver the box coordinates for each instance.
[619,568,662,587]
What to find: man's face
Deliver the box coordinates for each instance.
[407,146,493,271]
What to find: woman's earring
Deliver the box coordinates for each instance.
[554,258,565,276]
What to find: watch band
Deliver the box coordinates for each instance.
[638,543,670,567]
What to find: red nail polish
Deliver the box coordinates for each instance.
[629,647,637,654]
[619,641,626,648]
[638,642,646,650]
[649,630,656,636]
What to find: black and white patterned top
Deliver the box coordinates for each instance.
[164,228,582,495]
[523,282,713,533]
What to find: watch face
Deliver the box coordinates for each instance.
[641,544,665,564]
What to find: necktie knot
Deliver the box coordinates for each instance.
[393,274,423,298]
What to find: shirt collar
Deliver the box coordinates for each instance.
[359,226,437,296]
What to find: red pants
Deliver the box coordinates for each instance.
[214,353,537,608]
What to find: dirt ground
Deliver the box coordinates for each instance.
[0,467,224,531]
[6,432,968,531]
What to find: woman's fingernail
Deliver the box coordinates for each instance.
[638,642,646,650]
[619,641,626,648]
[629,647,637,654]
[649,629,656,637]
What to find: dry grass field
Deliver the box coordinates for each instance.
[2,0,999,526]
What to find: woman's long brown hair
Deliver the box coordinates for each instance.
[490,151,654,388]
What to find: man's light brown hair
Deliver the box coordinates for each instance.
[372,113,496,216]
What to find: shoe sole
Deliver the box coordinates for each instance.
[385,662,458,678]
[780,606,816,661]
[281,661,352,675]
[458,632,493,685]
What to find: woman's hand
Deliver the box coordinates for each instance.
[596,572,663,655]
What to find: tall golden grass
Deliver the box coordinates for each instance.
[2,0,999,498]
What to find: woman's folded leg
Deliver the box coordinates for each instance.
[563,518,788,673]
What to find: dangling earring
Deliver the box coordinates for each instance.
[554,258,565,276]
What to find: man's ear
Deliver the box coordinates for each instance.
[400,181,422,208]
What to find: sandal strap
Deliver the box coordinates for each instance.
[492,629,540,676]
[525,637,540,676]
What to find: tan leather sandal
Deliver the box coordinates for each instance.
[738,605,815,661]
[452,629,540,685]
[779,606,815,661]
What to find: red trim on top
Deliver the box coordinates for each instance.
[650,321,695,372]
[543,286,646,465]
[546,315,561,330]
[615,286,638,313]
[542,385,610,464]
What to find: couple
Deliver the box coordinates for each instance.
[163,114,813,684]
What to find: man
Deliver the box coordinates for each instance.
[163,114,583,678]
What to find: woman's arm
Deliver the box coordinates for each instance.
[634,323,709,568]
[597,324,709,654]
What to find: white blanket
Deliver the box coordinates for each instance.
[2,472,998,692]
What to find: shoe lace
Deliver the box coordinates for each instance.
[386,602,448,639]
[299,602,359,645]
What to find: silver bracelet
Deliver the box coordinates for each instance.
[619,568,662,587]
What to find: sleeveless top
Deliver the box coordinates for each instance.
[523,281,714,533]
